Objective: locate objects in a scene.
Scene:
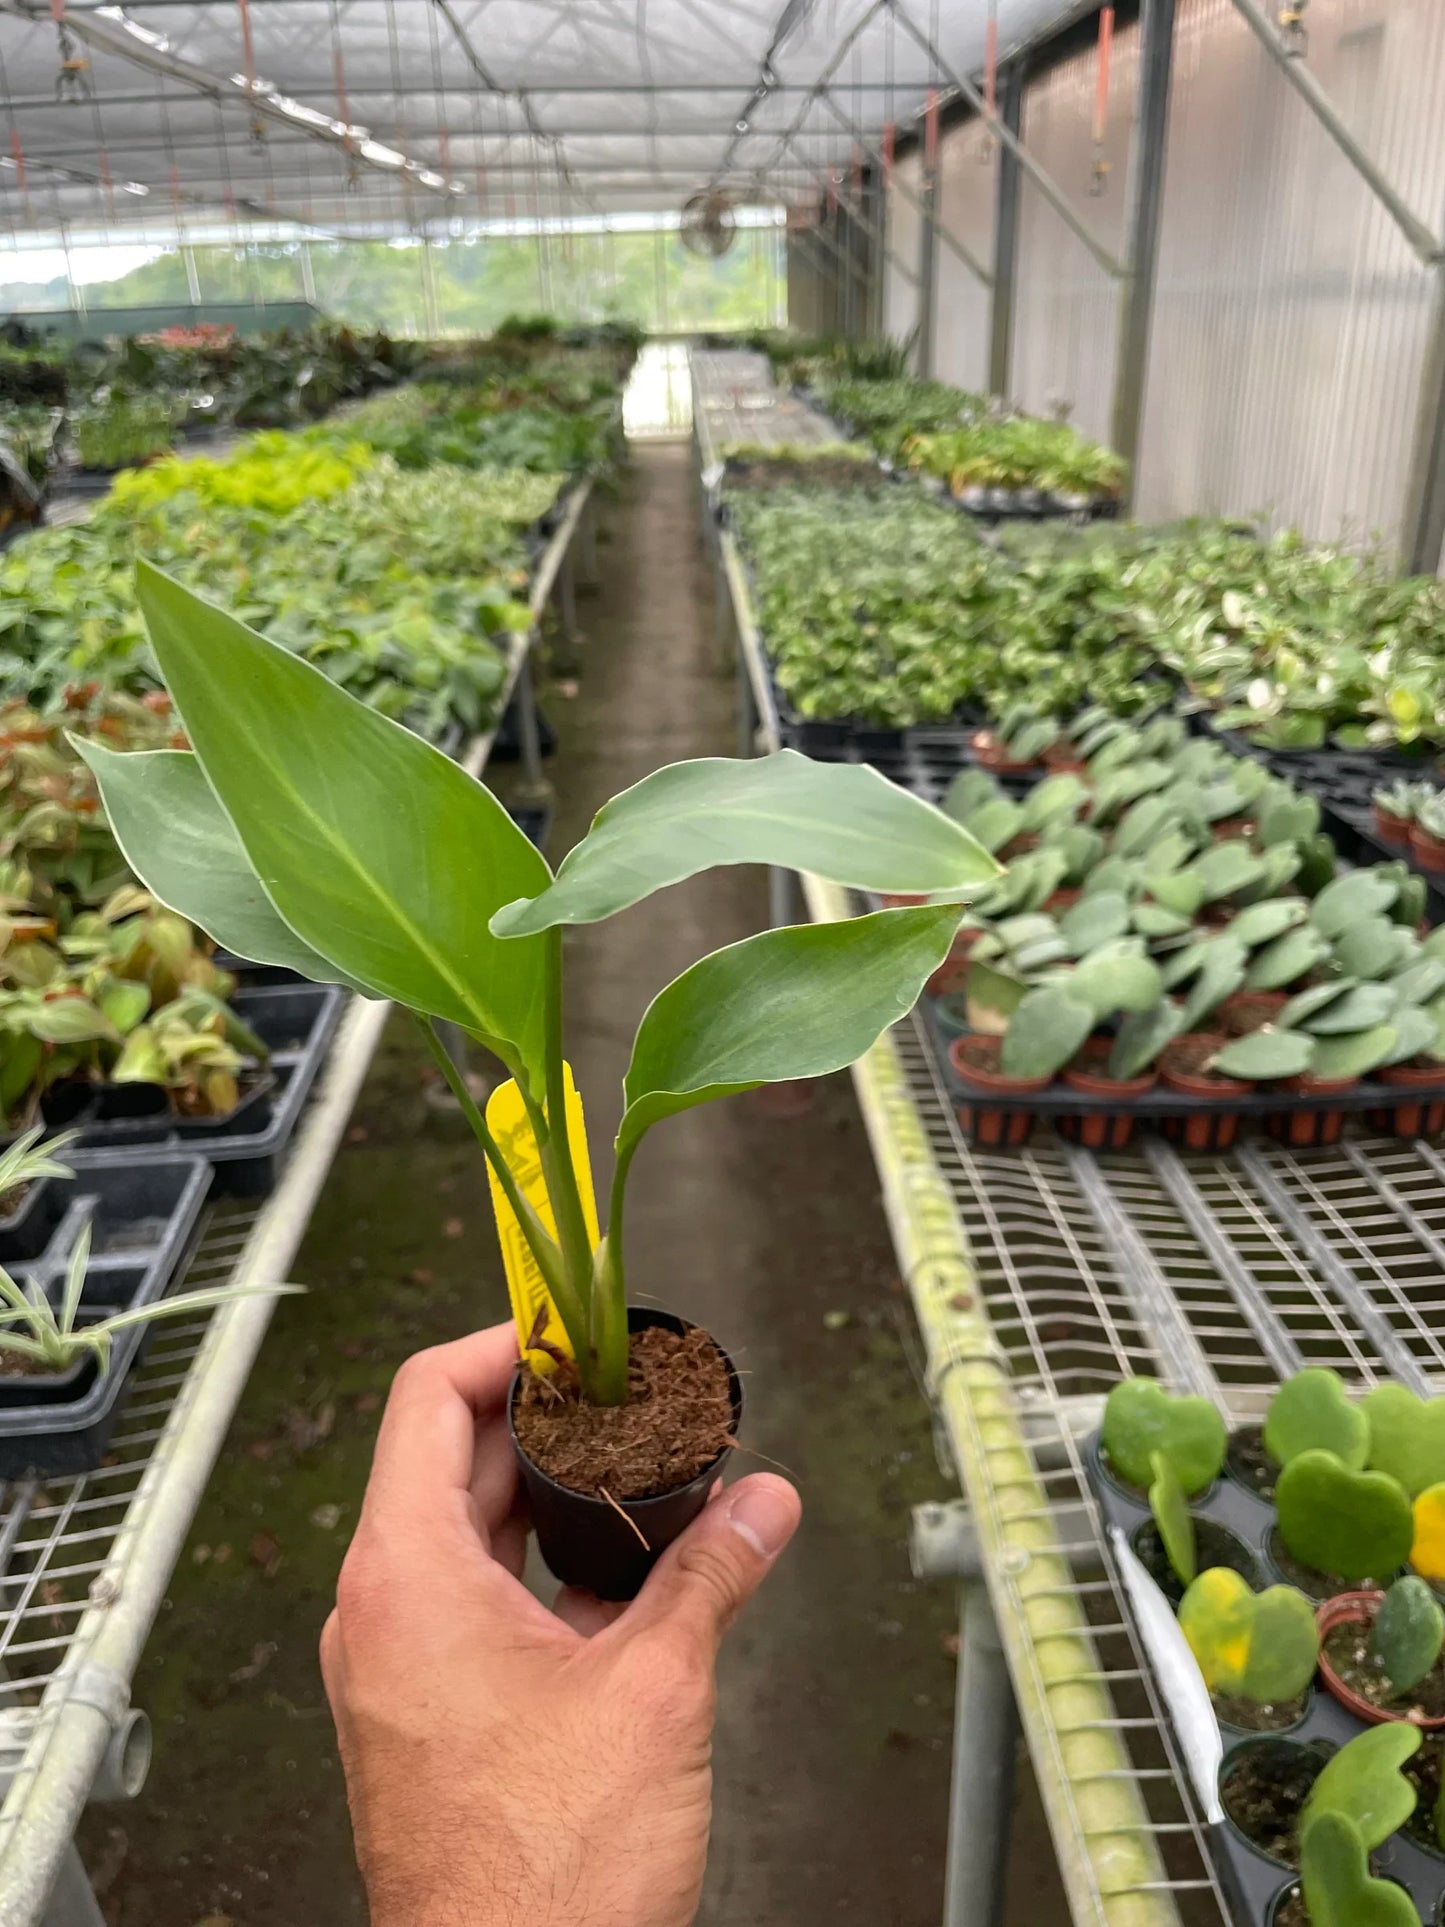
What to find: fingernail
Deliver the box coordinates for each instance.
[725,1482,797,1560]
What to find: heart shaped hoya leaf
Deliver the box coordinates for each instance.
[1276,1450,1415,1583]
[1373,1575,1444,1696]
[1304,1722,1422,1851]
[1364,1383,1445,1499]
[1178,1567,1320,1703]
[1264,1369,1369,1471]
[1101,1379,1227,1494]
[1300,1810,1419,1927]
[1411,1481,1445,1587]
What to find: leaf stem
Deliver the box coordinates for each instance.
[413,1016,586,1353]
[540,929,601,1326]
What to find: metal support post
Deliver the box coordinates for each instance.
[1109,0,1177,496]
[943,1586,1020,1927]
[556,550,580,670]
[917,165,939,377]
[989,65,1024,399]
[1227,0,1441,266]
[40,1846,106,1927]
[1403,268,1445,573]
[512,647,553,805]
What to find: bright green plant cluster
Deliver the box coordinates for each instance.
[324,380,622,475]
[903,414,1128,502]
[85,566,1000,1405]
[72,394,178,473]
[939,717,1445,1085]
[817,375,985,458]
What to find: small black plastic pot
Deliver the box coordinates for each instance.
[509,1306,742,1603]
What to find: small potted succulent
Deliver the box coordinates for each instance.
[969,702,1062,776]
[87,565,998,1599]
[1411,790,1445,873]
[1316,1575,1445,1730]
[1179,1565,1320,1732]
[1372,780,1427,849]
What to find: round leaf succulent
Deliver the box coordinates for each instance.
[1276,1450,1414,1583]
[1101,1379,1226,1495]
[1372,1575,1444,1696]
[1178,1567,1320,1704]
[1364,1384,1445,1499]
[1265,1369,1369,1470]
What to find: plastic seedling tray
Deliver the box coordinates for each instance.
[59,984,345,1198]
[921,996,1445,1138]
[1087,1432,1445,1926]
[0,1154,212,1479]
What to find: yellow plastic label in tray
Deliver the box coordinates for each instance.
[485,1063,599,1370]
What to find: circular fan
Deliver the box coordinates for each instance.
[679,189,736,259]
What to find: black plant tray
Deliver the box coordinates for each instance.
[60,984,345,1198]
[1087,1430,1445,1925]
[0,1154,212,1478]
[922,995,1445,1131]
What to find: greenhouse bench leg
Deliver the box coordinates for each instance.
[41,1844,106,1927]
[912,1505,1020,1927]
[943,1583,1020,1927]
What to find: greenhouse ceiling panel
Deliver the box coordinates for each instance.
[0,0,1079,236]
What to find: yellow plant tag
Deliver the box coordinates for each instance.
[485,1064,599,1371]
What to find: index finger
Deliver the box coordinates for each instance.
[358,1322,521,1543]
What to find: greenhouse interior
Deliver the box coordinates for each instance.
[3,1,1445,1924]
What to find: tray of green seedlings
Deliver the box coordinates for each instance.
[1089,1371,1445,1925]
[875,707,1445,1152]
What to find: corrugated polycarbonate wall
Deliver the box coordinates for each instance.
[1137,0,1445,546]
[933,123,995,392]
[884,151,925,349]
[1009,31,1134,441]
[873,0,1445,554]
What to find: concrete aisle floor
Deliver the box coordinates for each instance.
[77,442,1066,1926]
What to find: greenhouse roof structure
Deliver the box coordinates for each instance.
[0,0,1077,236]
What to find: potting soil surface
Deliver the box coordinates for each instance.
[76,444,1068,1926]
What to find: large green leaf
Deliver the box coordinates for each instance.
[75,743,367,994]
[491,751,1000,937]
[134,563,551,1077]
[616,905,959,1161]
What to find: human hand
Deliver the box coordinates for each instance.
[321,1322,801,1927]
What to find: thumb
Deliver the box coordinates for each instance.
[625,1474,801,1659]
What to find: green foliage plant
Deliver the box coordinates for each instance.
[1264,1369,1370,1471]
[1275,1450,1415,1582]
[1371,1575,1444,1697]
[1177,1566,1320,1704]
[83,566,998,1406]
[1100,1378,1227,1494]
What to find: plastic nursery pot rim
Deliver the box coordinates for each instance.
[1089,1430,1220,1507]
[507,1306,743,1603]
[1373,806,1412,846]
[1380,1060,1445,1089]
[1159,1033,1251,1100]
[1411,826,1445,870]
[1315,1590,1445,1731]
[948,1034,1052,1097]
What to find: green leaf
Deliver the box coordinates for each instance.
[1244,925,1329,990]
[999,982,1094,1080]
[616,905,959,1162]
[1178,1567,1320,1703]
[1265,1368,1368,1469]
[1020,772,1087,833]
[1312,869,1400,939]
[1302,982,1399,1034]
[493,750,1000,936]
[133,563,551,1080]
[1188,840,1266,903]
[1132,901,1193,940]
[1305,1724,1422,1852]
[75,743,367,993]
[1108,1000,1185,1081]
[28,998,117,1045]
[1149,1449,1196,1585]
[1364,1384,1445,1499]
[1392,958,1445,1006]
[1300,1811,1418,1927]
[1210,1029,1314,1080]
[1060,891,1131,958]
[1229,898,1308,949]
[1309,1024,1399,1080]
[1334,916,1404,981]
[1276,1450,1415,1583]
[1101,1378,1226,1494]
[97,977,151,1036]
[1180,937,1248,1030]
[1373,1575,1444,1695]
[1072,942,1163,1017]
[1279,979,1357,1028]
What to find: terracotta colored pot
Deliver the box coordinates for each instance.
[1372,805,1413,848]
[1410,824,1445,873]
[1365,1058,1445,1139]
[881,892,930,908]
[1216,990,1289,1039]
[1212,818,1257,843]
[999,831,1040,860]
[1266,1074,1358,1149]
[1043,888,1083,916]
[1159,1032,1251,1152]
[971,730,1044,777]
[1315,1591,1445,1731]
[1057,1041,1158,1150]
[949,1033,1049,1149]
[1199,901,1239,929]
[1042,742,1087,775]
